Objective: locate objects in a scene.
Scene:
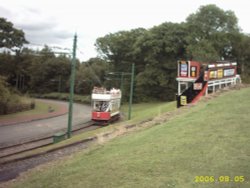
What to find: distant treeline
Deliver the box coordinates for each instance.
[0,4,250,104]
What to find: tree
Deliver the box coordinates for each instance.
[134,22,187,101]
[186,4,239,41]
[0,17,29,92]
[228,33,250,82]
[0,17,28,50]
[75,58,108,95]
[28,46,72,93]
[95,28,149,100]
[0,76,10,108]
[0,52,14,78]
[95,28,147,72]
[186,40,220,62]
[96,23,187,101]
[186,4,240,61]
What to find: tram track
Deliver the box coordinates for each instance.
[0,123,138,183]
[0,120,116,183]
[0,121,102,163]
[0,133,98,183]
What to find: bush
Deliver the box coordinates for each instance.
[0,76,11,114]
[0,77,35,115]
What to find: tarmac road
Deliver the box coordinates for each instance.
[0,99,92,146]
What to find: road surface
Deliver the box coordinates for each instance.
[0,99,92,146]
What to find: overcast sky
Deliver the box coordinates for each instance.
[0,0,249,61]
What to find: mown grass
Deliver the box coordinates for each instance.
[0,100,60,121]
[10,88,250,188]
[121,101,176,123]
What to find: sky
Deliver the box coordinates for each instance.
[0,0,250,61]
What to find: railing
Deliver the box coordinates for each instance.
[92,87,121,95]
[206,76,241,94]
[208,76,238,88]
[176,74,241,108]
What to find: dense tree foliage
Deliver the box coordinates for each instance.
[0,45,108,96]
[75,57,108,95]
[96,28,147,73]
[27,46,71,93]
[133,22,187,101]
[185,4,240,61]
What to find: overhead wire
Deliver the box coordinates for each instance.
[24,43,72,55]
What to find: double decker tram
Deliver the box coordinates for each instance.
[91,87,121,122]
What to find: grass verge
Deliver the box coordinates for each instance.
[8,88,250,188]
[32,92,91,104]
[0,100,60,121]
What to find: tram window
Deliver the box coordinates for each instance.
[93,101,101,111]
[93,101,108,112]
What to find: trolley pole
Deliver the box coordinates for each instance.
[128,63,135,120]
[67,34,77,138]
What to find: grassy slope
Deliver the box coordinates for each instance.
[12,88,250,188]
[121,101,176,122]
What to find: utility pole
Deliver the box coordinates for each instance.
[128,63,135,120]
[120,72,124,97]
[67,34,77,138]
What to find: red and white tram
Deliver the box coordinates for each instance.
[91,87,121,122]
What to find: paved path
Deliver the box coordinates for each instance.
[0,99,92,146]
